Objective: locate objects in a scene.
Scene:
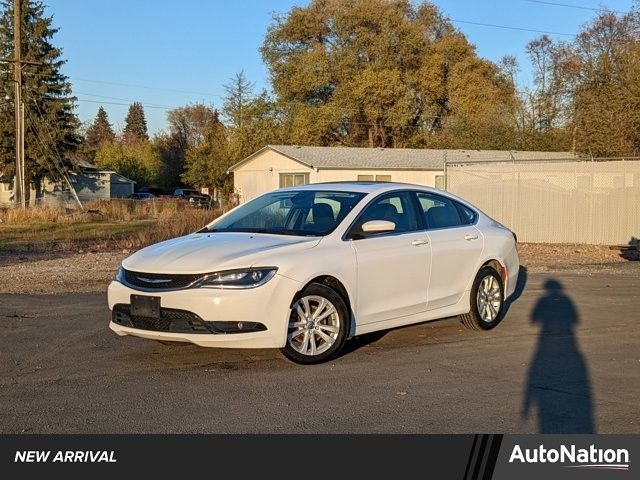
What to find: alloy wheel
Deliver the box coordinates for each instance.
[288,295,340,356]
[476,275,502,323]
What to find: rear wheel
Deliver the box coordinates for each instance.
[460,266,504,330]
[281,283,349,364]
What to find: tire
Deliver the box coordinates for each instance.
[281,283,349,364]
[460,266,505,330]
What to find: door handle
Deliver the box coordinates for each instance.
[411,239,429,246]
[464,234,479,241]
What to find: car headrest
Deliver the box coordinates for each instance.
[312,203,335,229]
[371,202,399,221]
[425,205,458,228]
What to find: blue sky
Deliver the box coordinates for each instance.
[45,0,635,134]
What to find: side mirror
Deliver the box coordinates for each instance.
[361,220,396,234]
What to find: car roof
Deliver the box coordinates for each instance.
[278,181,442,195]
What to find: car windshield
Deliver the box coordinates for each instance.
[205,190,366,236]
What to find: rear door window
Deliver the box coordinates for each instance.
[415,192,463,230]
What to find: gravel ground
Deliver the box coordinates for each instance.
[0,243,637,294]
[0,251,126,294]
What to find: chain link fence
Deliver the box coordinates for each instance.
[445,157,640,245]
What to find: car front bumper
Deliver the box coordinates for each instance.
[107,273,302,349]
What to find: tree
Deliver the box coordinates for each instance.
[223,71,254,130]
[167,103,221,152]
[179,74,288,199]
[222,72,285,161]
[525,36,570,132]
[569,11,640,156]
[522,9,640,156]
[123,102,148,141]
[162,103,222,187]
[0,0,79,200]
[261,0,516,148]
[82,106,115,159]
[180,120,231,197]
[95,139,163,186]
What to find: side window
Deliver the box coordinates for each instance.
[456,203,477,225]
[352,191,419,235]
[416,192,463,229]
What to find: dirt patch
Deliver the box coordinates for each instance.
[518,242,636,272]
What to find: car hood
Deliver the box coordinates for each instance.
[122,232,321,274]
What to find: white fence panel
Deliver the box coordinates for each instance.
[446,159,640,245]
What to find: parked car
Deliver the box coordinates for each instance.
[109,182,520,364]
[173,188,211,208]
[138,187,165,197]
[127,192,155,201]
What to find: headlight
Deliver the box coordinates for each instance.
[197,268,277,289]
[115,265,125,283]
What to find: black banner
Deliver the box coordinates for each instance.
[0,434,635,478]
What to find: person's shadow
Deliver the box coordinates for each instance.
[522,279,595,433]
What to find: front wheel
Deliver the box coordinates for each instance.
[281,283,349,364]
[460,266,505,330]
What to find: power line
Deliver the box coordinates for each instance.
[523,0,627,15]
[25,108,75,191]
[74,78,223,98]
[76,98,176,110]
[452,19,574,36]
[74,91,175,109]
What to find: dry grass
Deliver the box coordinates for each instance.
[0,200,224,252]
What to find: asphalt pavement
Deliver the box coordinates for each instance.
[0,268,638,433]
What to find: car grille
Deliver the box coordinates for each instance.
[123,269,202,290]
[112,304,214,334]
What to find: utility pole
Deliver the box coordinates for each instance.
[20,101,25,207]
[13,0,25,208]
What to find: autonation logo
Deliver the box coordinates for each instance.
[509,444,630,471]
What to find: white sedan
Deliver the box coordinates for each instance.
[108,182,519,364]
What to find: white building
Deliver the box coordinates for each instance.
[228,145,576,202]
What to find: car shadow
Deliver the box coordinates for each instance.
[521,278,595,433]
[500,265,528,319]
[341,330,388,356]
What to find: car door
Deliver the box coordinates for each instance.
[348,191,431,325]
[415,192,484,311]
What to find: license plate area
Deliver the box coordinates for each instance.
[130,295,161,318]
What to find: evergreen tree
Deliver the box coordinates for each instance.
[123,102,148,141]
[0,0,79,197]
[83,106,115,158]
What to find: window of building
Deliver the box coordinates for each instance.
[357,174,392,182]
[279,173,309,188]
[357,174,374,181]
[435,175,445,190]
